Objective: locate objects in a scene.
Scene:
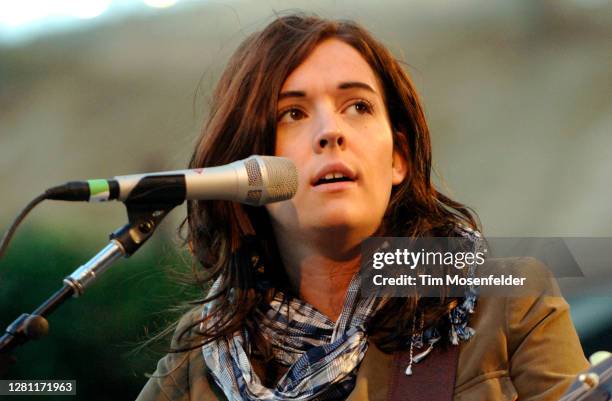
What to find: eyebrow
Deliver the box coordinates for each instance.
[338,81,377,93]
[278,81,377,101]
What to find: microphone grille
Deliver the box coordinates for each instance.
[245,158,263,186]
[258,156,298,203]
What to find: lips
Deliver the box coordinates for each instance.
[311,162,357,186]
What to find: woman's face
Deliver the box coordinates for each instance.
[266,38,407,246]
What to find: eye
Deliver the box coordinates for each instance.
[346,100,374,116]
[278,108,307,123]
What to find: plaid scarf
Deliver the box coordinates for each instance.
[201,230,481,401]
[202,273,380,401]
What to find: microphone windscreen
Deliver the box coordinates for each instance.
[258,156,298,204]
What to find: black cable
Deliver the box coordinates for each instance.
[0,192,48,261]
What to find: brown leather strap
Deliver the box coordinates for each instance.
[386,345,460,401]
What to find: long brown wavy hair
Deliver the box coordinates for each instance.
[177,13,479,371]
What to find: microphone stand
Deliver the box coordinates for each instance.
[0,200,179,374]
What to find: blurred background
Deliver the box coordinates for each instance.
[0,0,610,399]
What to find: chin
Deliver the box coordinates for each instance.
[310,212,378,238]
[314,209,358,226]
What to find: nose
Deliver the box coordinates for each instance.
[313,114,346,152]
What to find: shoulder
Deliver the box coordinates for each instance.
[171,306,206,349]
[455,257,589,401]
[136,305,226,401]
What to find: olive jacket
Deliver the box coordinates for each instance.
[136,260,589,401]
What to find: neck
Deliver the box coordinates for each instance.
[274,227,363,322]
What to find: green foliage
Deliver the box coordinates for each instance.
[0,225,198,400]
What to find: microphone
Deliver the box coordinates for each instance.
[44,155,298,206]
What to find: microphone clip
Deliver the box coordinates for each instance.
[110,200,179,256]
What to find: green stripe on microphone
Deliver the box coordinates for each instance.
[88,179,110,202]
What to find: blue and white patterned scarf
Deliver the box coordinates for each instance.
[201,230,481,401]
[202,273,379,401]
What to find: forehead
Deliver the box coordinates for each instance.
[280,38,381,93]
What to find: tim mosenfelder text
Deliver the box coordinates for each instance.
[371,274,526,287]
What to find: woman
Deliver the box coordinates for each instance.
[137,14,588,401]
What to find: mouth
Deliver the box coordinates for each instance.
[313,172,355,186]
[311,163,357,188]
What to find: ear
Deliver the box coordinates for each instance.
[391,148,408,185]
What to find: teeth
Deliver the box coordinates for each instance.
[323,172,346,180]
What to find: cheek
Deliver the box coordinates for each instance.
[368,139,396,202]
[368,136,395,174]
[274,134,311,187]
[274,131,288,155]
[274,124,309,157]
[373,171,394,205]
